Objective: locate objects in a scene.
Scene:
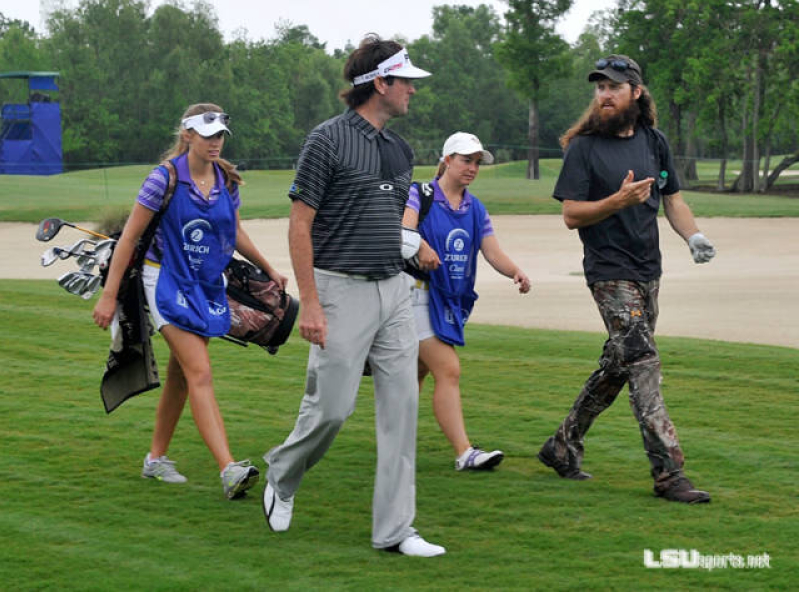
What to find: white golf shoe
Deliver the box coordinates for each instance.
[263,482,294,532]
[392,533,446,557]
[455,446,504,471]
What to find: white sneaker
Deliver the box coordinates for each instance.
[220,460,259,500]
[141,454,187,483]
[396,533,446,557]
[263,482,294,532]
[455,446,504,471]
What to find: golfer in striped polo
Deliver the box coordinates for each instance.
[262,35,446,557]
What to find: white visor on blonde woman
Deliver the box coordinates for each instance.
[182,112,232,137]
[352,48,432,86]
[441,132,494,165]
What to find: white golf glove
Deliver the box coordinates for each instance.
[401,227,421,260]
[688,233,716,264]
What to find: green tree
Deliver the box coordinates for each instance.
[736,0,799,192]
[224,38,298,168]
[142,1,229,161]
[537,31,601,156]
[0,12,36,37]
[682,1,742,190]
[612,0,706,184]
[396,4,527,164]
[495,0,574,179]
[46,0,150,163]
[44,0,230,164]
[0,13,45,106]
[613,0,799,193]
[269,24,344,154]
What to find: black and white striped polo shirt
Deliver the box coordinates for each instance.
[289,109,413,279]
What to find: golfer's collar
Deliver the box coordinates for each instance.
[344,108,386,141]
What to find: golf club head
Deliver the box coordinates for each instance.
[57,270,79,290]
[93,239,116,270]
[80,274,102,299]
[41,247,60,267]
[76,253,98,271]
[93,239,116,253]
[43,246,77,266]
[66,273,88,295]
[67,238,97,257]
[36,218,64,242]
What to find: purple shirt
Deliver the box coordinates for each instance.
[136,154,240,262]
[406,178,494,238]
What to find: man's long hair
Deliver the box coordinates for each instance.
[560,84,658,149]
[340,34,403,109]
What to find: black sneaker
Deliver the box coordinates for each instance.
[655,476,711,504]
[537,439,592,480]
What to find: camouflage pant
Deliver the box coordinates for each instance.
[547,279,685,489]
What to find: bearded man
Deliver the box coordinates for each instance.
[537,54,716,504]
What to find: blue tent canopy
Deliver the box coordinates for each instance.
[0,71,63,175]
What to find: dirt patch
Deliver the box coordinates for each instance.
[4,216,798,350]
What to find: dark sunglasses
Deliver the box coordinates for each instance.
[596,58,633,73]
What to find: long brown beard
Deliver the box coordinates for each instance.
[587,99,641,137]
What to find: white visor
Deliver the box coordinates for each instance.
[352,48,432,86]
[182,112,232,137]
[441,132,494,165]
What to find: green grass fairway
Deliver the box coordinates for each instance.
[1,280,796,590]
[2,160,799,223]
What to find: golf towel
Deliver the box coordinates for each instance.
[100,268,160,413]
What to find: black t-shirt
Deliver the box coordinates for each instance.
[553,126,680,285]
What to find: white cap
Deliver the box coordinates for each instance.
[352,48,432,86]
[441,132,494,165]
[182,112,232,137]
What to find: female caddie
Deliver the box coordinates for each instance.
[403,132,531,471]
[93,103,287,499]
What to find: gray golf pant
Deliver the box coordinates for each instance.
[266,270,419,548]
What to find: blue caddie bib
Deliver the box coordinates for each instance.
[154,160,236,337]
[419,191,485,346]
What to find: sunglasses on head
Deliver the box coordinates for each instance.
[596,58,633,73]
[201,112,230,125]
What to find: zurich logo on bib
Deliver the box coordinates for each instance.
[182,219,214,271]
[444,228,471,283]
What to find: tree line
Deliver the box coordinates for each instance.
[1,0,798,192]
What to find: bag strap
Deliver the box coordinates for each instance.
[414,181,435,226]
[132,160,177,269]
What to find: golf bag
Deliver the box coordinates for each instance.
[98,161,177,413]
[224,258,298,354]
